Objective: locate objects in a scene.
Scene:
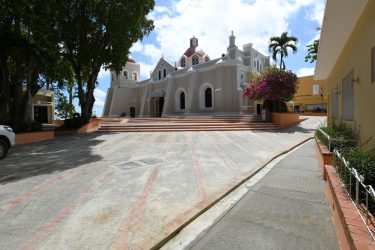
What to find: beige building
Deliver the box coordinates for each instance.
[288,75,327,113]
[315,0,375,150]
[102,33,270,117]
[30,89,55,124]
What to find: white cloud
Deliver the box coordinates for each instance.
[139,61,156,80]
[98,66,110,80]
[130,41,143,53]
[297,67,315,77]
[144,0,325,63]
[143,43,163,63]
[305,1,325,24]
[93,88,107,116]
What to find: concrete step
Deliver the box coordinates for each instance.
[98,126,277,132]
[98,115,277,132]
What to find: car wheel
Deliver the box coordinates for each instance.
[0,139,9,160]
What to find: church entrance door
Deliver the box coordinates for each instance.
[151,97,164,117]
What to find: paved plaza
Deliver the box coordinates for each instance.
[0,117,327,249]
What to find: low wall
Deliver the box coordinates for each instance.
[55,118,102,137]
[315,139,375,250]
[15,131,55,145]
[302,112,327,116]
[315,138,333,180]
[270,112,300,128]
[16,119,103,144]
[325,165,375,250]
[52,120,65,125]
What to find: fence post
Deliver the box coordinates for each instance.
[328,138,331,152]
[366,190,369,225]
[356,176,359,206]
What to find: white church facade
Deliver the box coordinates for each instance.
[102,32,270,117]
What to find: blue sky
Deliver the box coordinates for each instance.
[91,0,325,116]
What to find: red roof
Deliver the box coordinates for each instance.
[128,55,136,63]
[183,46,206,57]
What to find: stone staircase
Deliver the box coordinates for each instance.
[98,115,278,132]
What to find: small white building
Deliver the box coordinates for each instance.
[102,32,270,117]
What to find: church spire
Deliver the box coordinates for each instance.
[190,36,198,47]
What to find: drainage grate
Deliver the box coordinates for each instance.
[139,157,164,165]
[117,162,142,170]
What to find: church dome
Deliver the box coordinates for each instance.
[183,46,206,57]
[178,36,209,67]
[128,55,136,63]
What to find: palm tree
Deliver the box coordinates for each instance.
[269,32,298,70]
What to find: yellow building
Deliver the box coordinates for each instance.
[315,0,375,150]
[288,75,327,113]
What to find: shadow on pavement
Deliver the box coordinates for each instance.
[0,132,114,184]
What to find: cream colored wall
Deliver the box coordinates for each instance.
[109,87,139,116]
[325,1,375,149]
[293,75,327,112]
[31,90,54,123]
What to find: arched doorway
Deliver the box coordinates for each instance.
[180,92,185,109]
[151,89,165,117]
[205,88,212,108]
[199,83,214,110]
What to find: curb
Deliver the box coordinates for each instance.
[151,136,315,249]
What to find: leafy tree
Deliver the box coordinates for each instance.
[243,67,298,112]
[0,0,61,130]
[269,32,298,70]
[305,27,321,63]
[56,0,155,119]
[55,90,76,119]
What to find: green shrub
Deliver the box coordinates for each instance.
[30,121,43,131]
[63,117,89,129]
[315,122,357,151]
[343,148,375,186]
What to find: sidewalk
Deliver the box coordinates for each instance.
[190,139,339,250]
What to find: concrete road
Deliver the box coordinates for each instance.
[0,117,325,249]
[189,140,338,250]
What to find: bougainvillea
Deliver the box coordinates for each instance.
[243,67,298,102]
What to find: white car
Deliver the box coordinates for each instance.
[0,125,15,159]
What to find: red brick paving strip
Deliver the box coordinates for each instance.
[202,131,242,177]
[185,133,208,200]
[112,133,173,249]
[17,171,114,250]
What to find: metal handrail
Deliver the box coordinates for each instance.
[318,128,358,151]
[333,149,375,240]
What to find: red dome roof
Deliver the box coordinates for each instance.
[127,55,136,63]
[183,46,207,57]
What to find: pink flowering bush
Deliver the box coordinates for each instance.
[243,67,298,112]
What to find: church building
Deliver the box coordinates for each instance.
[102,32,270,117]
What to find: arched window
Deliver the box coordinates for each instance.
[163,68,167,78]
[132,72,137,81]
[180,92,185,109]
[181,57,185,67]
[192,55,199,65]
[205,88,212,108]
[158,70,161,80]
[123,70,128,79]
[256,61,259,71]
[205,57,209,62]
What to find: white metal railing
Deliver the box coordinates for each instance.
[333,149,375,240]
[318,128,358,151]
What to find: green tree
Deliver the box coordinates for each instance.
[269,32,298,70]
[56,0,155,119]
[55,90,76,119]
[0,0,61,130]
[305,27,321,63]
